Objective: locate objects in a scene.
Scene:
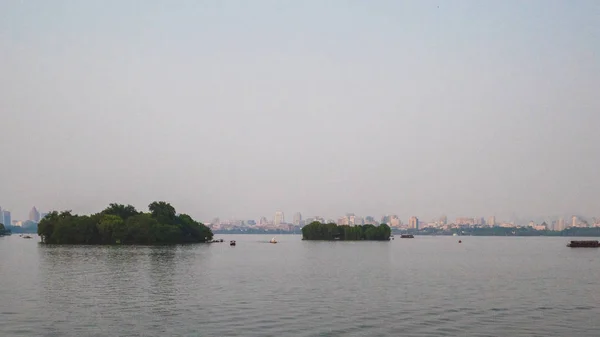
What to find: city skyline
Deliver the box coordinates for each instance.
[208,210,600,233]
[0,202,598,229]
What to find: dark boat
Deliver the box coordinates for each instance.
[230,240,236,246]
[400,234,414,238]
[567,240,600,248]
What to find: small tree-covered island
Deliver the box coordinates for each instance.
[302,221,391,241]
[0,223,11,236]
[38,202,213,244]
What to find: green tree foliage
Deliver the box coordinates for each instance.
[302,222,391,241]
[38,201,213,245]
[101,203,140,220]
[149,201,176,224]
[0,223,7,236]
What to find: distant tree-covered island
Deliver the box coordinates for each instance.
[38,202,213,245]
[0,223,11,236]
[302,221,391,241]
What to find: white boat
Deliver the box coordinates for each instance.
[269,237,277,244]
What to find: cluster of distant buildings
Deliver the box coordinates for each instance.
[419,215,600,231]
[0,206,47,228]
[2,205,598,234]
[208,212,600,232]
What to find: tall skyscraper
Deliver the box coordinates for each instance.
[409,216,419,230]
[2,210,11,228]
[293,212,302,226]
[557,217,565,231]
[274,211,285,226]
[488,216,496,227]
[572,216,578,228]
[29,207,41,223]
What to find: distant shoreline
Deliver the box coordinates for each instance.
[213,230,600,237]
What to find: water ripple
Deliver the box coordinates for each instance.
[2,235,600,336]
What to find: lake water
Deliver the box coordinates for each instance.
[1,234,600,336]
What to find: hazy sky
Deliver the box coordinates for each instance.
[1,0,599,222]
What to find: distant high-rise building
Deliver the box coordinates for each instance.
[293,212,302,226]
[259,216,269,226]
[409,216,419,230]
[389,215,400,227]
[455,217,475,226]
[488,216,496,227]
[572,216,578,228]
[29,207,41,223]
[557,217,565,231]
[274,211,285,226]
[2,210,11,228]
[439,215,448,225]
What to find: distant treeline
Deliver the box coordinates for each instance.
[401,226,600,237]
[38,202,213,245]
[213,229,301,235]
[4,222,37,234]
[0,223,10,236]
[302,222,391,241]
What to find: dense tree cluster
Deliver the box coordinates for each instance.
[0,223,10,236]
[302,221,391,241]
[38,202,213,244]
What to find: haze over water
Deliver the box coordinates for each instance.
[2,235,600,336]
[1,1,599,221]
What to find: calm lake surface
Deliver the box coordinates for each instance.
[1,234,600,337]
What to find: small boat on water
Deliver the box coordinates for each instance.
[23,235,33,239]
[230,240,236,246]
[269,237,277,244]
[567,240,599,248]
[400,234,414,239]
